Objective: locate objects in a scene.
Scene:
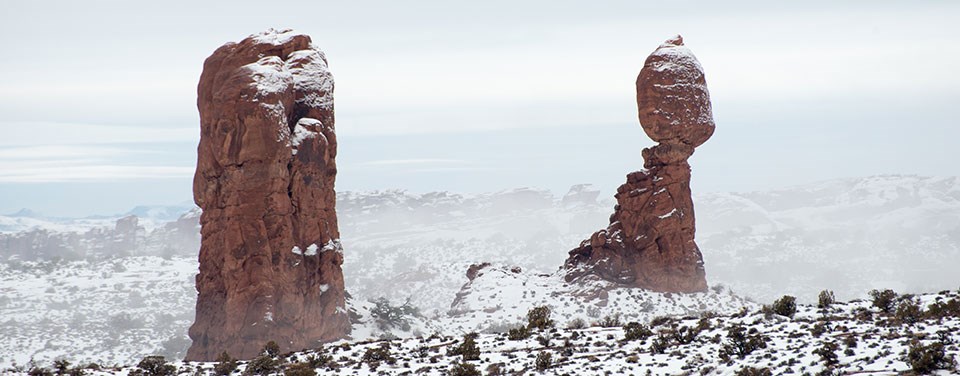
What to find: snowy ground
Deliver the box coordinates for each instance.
[15,290,958,375]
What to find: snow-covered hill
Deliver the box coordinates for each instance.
[697,175,960,303]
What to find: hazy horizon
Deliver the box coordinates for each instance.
[2,1,959,217]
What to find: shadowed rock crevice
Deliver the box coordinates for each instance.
[186,29,348,361]
[565,35,714,293]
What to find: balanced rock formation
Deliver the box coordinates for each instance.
[565,35,714,293]
[186,29,348,361]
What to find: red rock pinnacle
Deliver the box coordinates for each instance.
[565,35,714,293]
[185,29,349,361]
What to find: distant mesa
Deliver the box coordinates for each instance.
[565,35,713,293]
[186,28,348,361]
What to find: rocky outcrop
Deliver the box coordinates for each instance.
[565,35,714,293]
[186,29,348,361]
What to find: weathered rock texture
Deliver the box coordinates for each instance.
[186,29,348,361]
[565,35,714,293]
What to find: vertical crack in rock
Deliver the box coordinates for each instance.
[186,29,348,361]
[564,35,714,293]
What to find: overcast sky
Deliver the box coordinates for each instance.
[1,1,958,217]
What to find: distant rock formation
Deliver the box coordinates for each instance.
[186,29,348,361]
[565,35,714,293]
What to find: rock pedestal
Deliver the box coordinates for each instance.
[185,29,349,361]
[565,35,714,293]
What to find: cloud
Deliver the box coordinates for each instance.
[0,144,193,183]
[357,158,466,166]
[0,164,194,183]
[0,145,156,160]
[0,122,197,146]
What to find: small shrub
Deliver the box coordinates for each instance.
[133,356,176,376]
[534,351,552,371]
[361,343,396,366]
[895,298,924,324]
[813,342,839,366]
[853,307,874,322]
[771,295,797,317]
[507,325,530,340]
[283,362,316,376]
[485,363,504,375]
[448,333,481,361]
[905,340,956,374]
[526,306,554,330]
[649,316,673,328]
[810,322,829,337]
[596,314,622,328]
[244,355,279,376]
[623,322,653,342]
[843,335,858,348]
[370,297,421,331]
[669,325,699,344]
[53,359,71,375]
[448,362,481,376]
[720,325,767,361]
[696,318,713,332]
[258,341,279,358]
[28,367,53,376]
[869,289,898,314]
[536,335,550,347]
[818,290,836,309]
[926,297,960,319]
[214,351,237,375]
[567,318,587,329]
[735,367,772,376]
[304,353,332,369]
[650,332,671,354]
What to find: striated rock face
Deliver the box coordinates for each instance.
[186,29,348,361]
[565,35,714,293]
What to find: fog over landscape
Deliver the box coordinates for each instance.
[1,1,959,375]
